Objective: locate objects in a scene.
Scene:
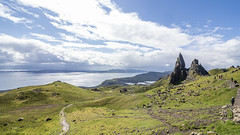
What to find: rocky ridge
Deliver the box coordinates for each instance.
[187,59,209,79]
[170,53,209,84]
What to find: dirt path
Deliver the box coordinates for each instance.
[233,89,240,123]
[232,88,240,123]
[234,88,240,107]
[59,104,72,135]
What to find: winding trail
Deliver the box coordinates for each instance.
[59,104,72,135]
[233,88,240,123]
[234,88,240,107]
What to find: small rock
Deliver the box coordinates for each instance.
[233,117,240,123]
[190,132,202,135]
[46,118,52,121]
[207,131,215,134]
[92,88,100,91]
[147,105,152,108]
[18,118,24,121]
[190,132,198,135]
[221,105,228,109]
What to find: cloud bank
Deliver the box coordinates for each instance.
[0,0,239,71]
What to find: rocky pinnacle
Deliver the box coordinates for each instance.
[187,59,209,79]
[169,53,187,84]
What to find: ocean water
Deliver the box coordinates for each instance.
[0,72,140,91]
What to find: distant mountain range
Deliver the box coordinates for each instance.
[0,69,145,73]
[97,71,171,87]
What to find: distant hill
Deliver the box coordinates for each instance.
[97,71,171,87]
[12,69,145,73]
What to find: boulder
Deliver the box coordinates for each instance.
[18,117,24,121]
[147,105,152,108]
[120,88,127,93]
[46,118,52,121]
[92,88,100,91]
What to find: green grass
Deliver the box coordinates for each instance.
[67,107,164,135]
[1,67,240,134]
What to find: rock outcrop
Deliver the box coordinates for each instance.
[169,53,188,84]
[187,59,209,79]
[169,53,209,84]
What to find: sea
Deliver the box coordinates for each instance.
[0,72,141,91]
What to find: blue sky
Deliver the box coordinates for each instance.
[0,0,240,71]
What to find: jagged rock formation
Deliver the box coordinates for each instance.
[169,53,209,84]
[169,53,188,84]
[187,59,209,79]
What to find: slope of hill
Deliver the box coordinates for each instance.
[97,71,171,87]
[0,81,105,134]
[208,66,236,76]
[1,67,240,134]
[143,66,240,134]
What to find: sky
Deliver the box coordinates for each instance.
[0,0,240,71]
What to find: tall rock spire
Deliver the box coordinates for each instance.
[169,53,187,84]
[178,53,185,69]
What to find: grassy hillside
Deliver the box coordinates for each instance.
[0,81,104,135]
[0,67,240,134]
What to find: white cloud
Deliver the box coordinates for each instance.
[0,3,26,23]
[104,42,153,52]
[36,25,45,29]
[182,36,240,69]
[186,24,191,28]
[58,41,153,52]
[164,64,170,67]
[3,1,39,18]
[0,0,239,71]
[0,33,240,70]
[59,33,81,42]
[0,34,124,67]
[30,33,60,42]
[16,0,191,49]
